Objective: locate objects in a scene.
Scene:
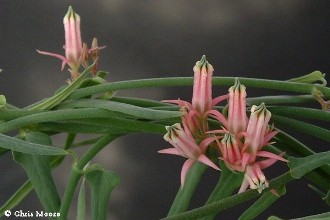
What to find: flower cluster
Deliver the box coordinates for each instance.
[37,6,105,81]
[159,56,287,193]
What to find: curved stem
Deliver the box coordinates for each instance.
[68,77,330,99]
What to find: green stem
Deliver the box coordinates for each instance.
[59,134,119,219]
[247,95,315,106]
[68,77,330,100]
[59,169,82,220]
[162,173,293,220]
[167,162,208,216]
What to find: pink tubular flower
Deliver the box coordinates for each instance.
[217,133,244,172]
[163,56,228,135]
[227,78,248,135]
[192,55,214,114]
[158,123,220,186]
[241,103,279,166]
[37,6,83,80]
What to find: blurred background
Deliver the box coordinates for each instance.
[0,0,329,219]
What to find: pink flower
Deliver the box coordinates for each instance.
[217,133,244,172]
[227,78,248,135]
[158,122,220,186]
[163,56,228,135]
[241,103,280,167]
[37,6,82,75]
[192,55,214,114]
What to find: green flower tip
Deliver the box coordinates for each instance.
[251,102,270,117]
[229,77,246,92]
[196,55,210,68]
[65,6,79,20]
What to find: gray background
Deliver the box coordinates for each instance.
[0,1,329,219]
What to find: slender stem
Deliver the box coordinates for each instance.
[59,134,119,219]
[247,95,315,106]
[68,77,330,99]
[59,169,81,220]
[161,173,293,220]
[167,162,208,216]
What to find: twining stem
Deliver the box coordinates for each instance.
[59,134,119,220]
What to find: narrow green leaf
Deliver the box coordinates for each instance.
[85,166,120,220]
[0,133,67,155]
[268,106,330,122]
[13,132,61,213]
[0,108,166,134]
[27,63,95,110]
[58,99,182,120]
[76,179,86,220]
[239,186,286,220]
[289,151,330,179]
[271,115,330,142]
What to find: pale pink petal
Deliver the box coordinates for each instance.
[238,178,250,193]
[199,136,219,152]
[158,148,182,156]
[257,158,278,169]
[207,109,228,128]
[263,130,278,146]
[36,50,66,61]
[212,94,229,106]
[197,154,220,171]
[37,50,67,70]
[257,151,288,162]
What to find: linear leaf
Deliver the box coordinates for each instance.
[58,99,182,120]
[13,132,61,213]
[0,133,67,155]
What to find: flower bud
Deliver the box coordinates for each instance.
[227,78,248,135]
[244,103,271,160]
[192,55,214,114]
[63,6,83,72]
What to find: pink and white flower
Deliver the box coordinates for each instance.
[158,122,220,186]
